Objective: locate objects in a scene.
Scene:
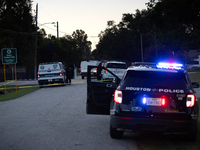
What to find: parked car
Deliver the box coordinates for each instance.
[38,62,66,86]
[80,60,101,79]
[102,61,127,79]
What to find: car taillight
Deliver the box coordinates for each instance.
[114,90,122,103]
[186,94,196,107]
[161,98,166,106]
[105,70,107,74]
[60,70,62,76]
[37,72,40,78]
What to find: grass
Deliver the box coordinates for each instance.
[188,72,200,85]
[0,85,39,101]
[135,71,200,150]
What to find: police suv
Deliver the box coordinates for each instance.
[86,62,199,141]
[38,62,66,86]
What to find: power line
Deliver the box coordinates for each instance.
[39,25,99,38]
[38,5,56,22]
[0,29,36,36]
[36,4,99,38]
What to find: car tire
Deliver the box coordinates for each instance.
[110,124,123,139]
[186,126,197,142]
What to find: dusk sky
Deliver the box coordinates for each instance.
[32,0,151,49]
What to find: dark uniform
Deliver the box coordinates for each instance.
[66,67,74,84]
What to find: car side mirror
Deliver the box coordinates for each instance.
[192,82,199,88]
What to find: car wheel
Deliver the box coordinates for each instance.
[110,124,123,139]
[186,126,197,142]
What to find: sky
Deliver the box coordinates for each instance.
[32,0,151,50]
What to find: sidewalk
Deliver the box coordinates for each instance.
[0,80,38,86]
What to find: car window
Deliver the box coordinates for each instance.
[90,68,118,83]
[106,63,126,69]
[121,70,188,89]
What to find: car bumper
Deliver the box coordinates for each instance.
[81,72,87,77]
[110,115,198,133]
[38,78,64,85]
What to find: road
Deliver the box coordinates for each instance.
[0,77,138,150]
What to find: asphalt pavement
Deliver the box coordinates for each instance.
[0,77,138,150]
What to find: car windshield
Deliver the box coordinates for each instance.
[121,70,188,89]
[106,63,126,69]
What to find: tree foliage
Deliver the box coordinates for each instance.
[1,0,200,79]
[94,0,200,64]
[0,0,35,77]
[0,1,92,79]
[37,29,91,67]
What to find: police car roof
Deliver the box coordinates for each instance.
[39,62,62,65]
[127,66,181,73]
[106,61,126,64]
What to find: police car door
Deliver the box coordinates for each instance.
[87,65,121,115]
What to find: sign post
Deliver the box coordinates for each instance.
[1,48,18,94]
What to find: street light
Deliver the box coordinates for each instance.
[38,22,55,27]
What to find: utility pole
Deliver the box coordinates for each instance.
[57,21,59,38]
[34,3,38,80]
[154,32,157,58]
[140,34,144,62]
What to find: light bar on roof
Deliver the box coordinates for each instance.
[157,62,183,70]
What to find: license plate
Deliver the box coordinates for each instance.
[147,98,161,106]
[48,79,52,82]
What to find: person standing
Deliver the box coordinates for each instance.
[66,67,74,85]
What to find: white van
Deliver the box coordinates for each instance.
[80,60,100,79]
[38,62,66,86]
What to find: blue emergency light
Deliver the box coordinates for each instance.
[157,62,184,70]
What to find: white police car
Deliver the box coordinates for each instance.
[38,62,66,86]
[86,62,199,141]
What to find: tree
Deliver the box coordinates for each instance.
[37,29,92,68]
[95,0,200,63]
[0,0,36,78]
[72,29,91,60]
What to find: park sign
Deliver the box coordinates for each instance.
[1,48,17,64]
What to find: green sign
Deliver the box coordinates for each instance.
[1,48,17,64]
